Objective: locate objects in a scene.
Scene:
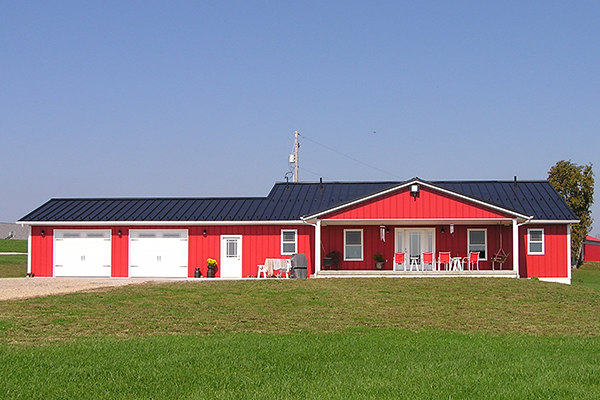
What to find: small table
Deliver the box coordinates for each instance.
[450,257,463,271]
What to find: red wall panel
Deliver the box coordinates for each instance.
[324,187,511,220]
[519,225,568,278]
[319,224,514,271]
[30,226,53,277]
[583,242,600,262]
[189,225,314,278]
[30,224,315,278]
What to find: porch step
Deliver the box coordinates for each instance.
[315,270,519,278]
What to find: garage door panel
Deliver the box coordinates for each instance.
[54,230,111,277]
[129,230,188,278]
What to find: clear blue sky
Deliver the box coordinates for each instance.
[2,1,599,233]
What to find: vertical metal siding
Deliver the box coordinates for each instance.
[519,225,568,278]
[320,224,515,271]
[324,187,511,220]
[30,226,53,277]
[183,224,313,278]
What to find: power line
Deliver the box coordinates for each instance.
[299,134,404,179]
[298,166,334,181]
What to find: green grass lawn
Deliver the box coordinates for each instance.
[0,239,27,278]
[2,277,600,398]
[573,261,600,290]
[0,239,27,253]
[0,254,27,278]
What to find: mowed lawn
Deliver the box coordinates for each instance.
[2,271,600,398]
[0,239,27,278]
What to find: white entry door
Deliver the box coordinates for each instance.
[129,230,188,277]
[54,230,112,277]
[395,228,435,271]
[220,235,242,278]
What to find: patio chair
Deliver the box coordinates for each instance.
[463,251,480,271]
[394,252,406,271]
[272,259,289,278]
[437,252,451,271]
[279,259,291,278]
[257,263,268,278]
[422,252,435,271]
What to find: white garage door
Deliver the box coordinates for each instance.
[54,230,112,277]
[129,230,188,278]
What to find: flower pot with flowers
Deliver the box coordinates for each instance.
[372,253,385,270]
[207,258,218,278]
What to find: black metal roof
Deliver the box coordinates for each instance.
[18,179,576,223]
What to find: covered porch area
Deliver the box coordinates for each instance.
[312,219,521,278]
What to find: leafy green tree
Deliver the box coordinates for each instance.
[548,160,594,266]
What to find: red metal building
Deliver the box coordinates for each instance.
[583,236,600,263]
[19,178,578,284]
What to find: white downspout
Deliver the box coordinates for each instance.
[302,218,322,277]
[513,216,534,279]
[26,225,32,277]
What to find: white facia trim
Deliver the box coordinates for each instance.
[20,220,305,226]
[523,220,579,224]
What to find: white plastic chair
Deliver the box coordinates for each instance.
[257,264,268,278]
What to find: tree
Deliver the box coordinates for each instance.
[548,160,594,266]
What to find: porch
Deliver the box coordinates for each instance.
[313,222,519,276]
[315,269,518,278]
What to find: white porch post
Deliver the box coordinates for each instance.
[512,219,520,278]
[315,219,322,275]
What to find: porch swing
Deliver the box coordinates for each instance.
[491,228,510,270]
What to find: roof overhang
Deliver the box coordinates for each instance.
[520,219,579,225]
[18,220,305,227]
[302,178,531,222]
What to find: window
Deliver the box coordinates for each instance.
[468,229,487,260]
[344,229,363,261]
[528,229,544,255]
[281,230,297,255]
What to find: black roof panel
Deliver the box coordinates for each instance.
[18,180,576,223]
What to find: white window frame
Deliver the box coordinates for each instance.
[528,228,545,255]
[281,229,297,255]
[467,229,487,261]
[344,229,363,261]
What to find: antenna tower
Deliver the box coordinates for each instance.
[288,131,300,182]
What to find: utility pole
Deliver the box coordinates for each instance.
[293,131,299,182]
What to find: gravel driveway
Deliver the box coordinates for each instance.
[0,277,187,301]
